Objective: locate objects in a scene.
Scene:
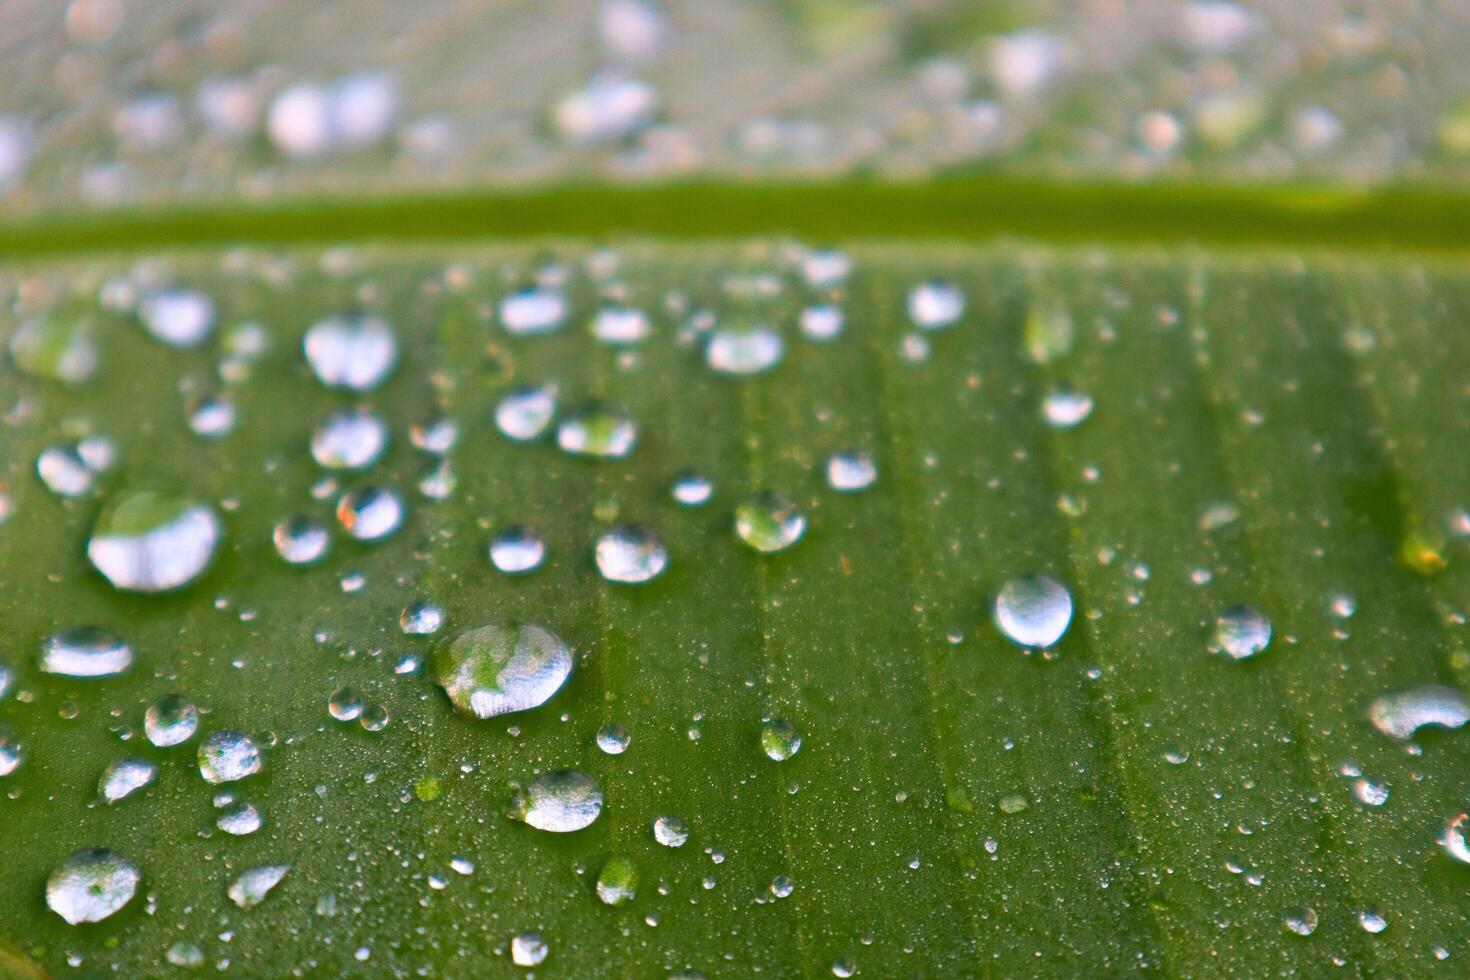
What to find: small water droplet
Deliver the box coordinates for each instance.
[671,471,713,507]
[558,403,637,459]
[1358,908,1388,934]
[360,703,390,732]
[1368,686,1470,741]
[46,849,140,924]
[304,314,397,391]
[501,287,569,336]
[706,325,783,375]
[761,718,801,761]
[434,622,573,720]
[7,313,98,384]
[800,248,851,288]
[328,686,364,722]
[734,492,806,553]
[187,395,237,439]
[826,451,877,492]
[592,304,652,345]
[273,515,329,565]
[596,855,638,905]
[87,490,221,592]
[311,409,388,470]
[770,874,795,898]
[495,385,558,442]
[510,932,548,967]
[1442,812,1470,864]
[1328,592,1357,619]
[198,731,263,784]
[595,524,667,583]
[217,802,264,836]
[228,865,289,909]
[1351,778,1389,807]
[1283,905,1318,937]
[490,526,546,575]
[831,957,857,978]
[410,415,458,455]
[596,722,630,755]
[336,486,405,541]
[799,303,844,342]
[41,626,133,677]
[99,757,156,803]
[140,289,215,347]
[907,280,964,330]
[0,726,24,777]
[1209,605,1271,660]
[400,600,445,636]
[1041,387,1094,429]
[37,443,98,498]
[993,574,1073,649]
[510,769,603,832]
[653,814,689,847]
[165,942,206,969]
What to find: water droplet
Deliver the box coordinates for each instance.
[1041,387,1094,429]
[595,525,667,584]
[592,304,652,344]
[706,325,783,375]
[0,662,11,703]
[166,942,206,969]
[188,395,237,439]
[510,932,548,967]
[907,280,964,330]
[993,574,1073,649]
[1442,812,1470,864]
[418,459,456,500]
[557,403,637,459]
[799,303,844,342]
[1023,301,1074,364]
[41,626,133,677]
[328,686,364,722]
[311,410,388,470]
[511,769,603,832]
[0,726,24,777]
[7,314,98,384]
[596,855,638,905]
[553,73,658,144]
[671,472,713,507]
[1358,908,1388,934]
[360,703,390,732]
[826,451,877,492]
[217,802,263,836]
[87,491,221,592]
[495,385,558,442]
[272,515,329,565]
[1210,605,1271,660]
[139,289,215,347]
[198,730,263,784]
[1352,778,1389,807]
[303,314,397,391]
[1283,905,1318,937]
[1328,592,1357,619]
[653,814,689,847]
[1368,685,1470,741]
[761,718,802,761]
[37,444,98,498]
[228,865,289,909]
[490,526,546,575]
[100,758,156,803]
[596,722,630,755]
[734,492,806,553]
[771,874,795,898]
[400,600,445,636]
[336,486,405,541]
[800,248,851,288]
[410,415,458,455]
[434,622,574,720]
[501,287,569,336]
[46,849,140,924]
[831,957,857,978]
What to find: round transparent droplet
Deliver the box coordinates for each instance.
[401,600,445,636]
[434,621,574,720]
[596,722,630,755]
[592,304,652,345]
[360,703,390,732]
[37,444,96,498]
[595,524,667,584]
[311,409,388,470]
[8,314,98,384]
[1283,905,1318,937]
[0,727,24,777]
[490,526,546,575]
[511,932,548,967]
[771,874,795,898]
[166,942,206,969]
[99,757,156,804]
[328,686,364,722]
[558,403,637,459]
[46,849,140,924]
[832,957,857,978]
[501,287,569,336]
[495,385,558,442]
[734,492,807,553]
[410,415,458,455]
[653,814,689,847]
[1442,813,1470,864]
[994,574,1073,649]
[512,769,603,832]
[228,865,289,909]
[41,626,133,678]
[907,280,965,330]
[826,451,877,492]
[761,718,802,761]
[188,395,237,439]
[87,490,221,592]
[1368,685,1470,741]
[1358,908,1388,934]
[273,515,329,565]
[706,325,783,375]
[799,303,845,342]
[672,471,713,507]
[140,289,215,347]
[1210,605,1272,660]
[336,486,405,542]
[1352,778,1389,807]
[596,855,639,905]
[1041,387,1094,429]
[304,314,397,391]
[198,730,263,784]
[217,802,264,836]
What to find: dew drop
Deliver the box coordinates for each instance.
[228,865,289,909]
[553,73,658,144]
[87,490,221,592]
[1351,778,1389,807]
[557,403,637,459]
[311,409,388,470]
[596,855,639,905]
[1041,387,1094,429]
[37,444,98,498]
[217,802,264,836]
[907,280,965,330]
[993,574,1073,649]
[1210,605,1271,660]
[771,874,795,898]
[46,849,140,924]
[198,731,263,784]
[653,814,689,847]
[800,248,851,288]
[831,957,857,978]
[511,769,603,832]
[139,289,215,347]
[400,600,446,636]
[409,415,458,455]
[434,622,573,720]
[336,486,405,541]
[1283,905,1318,937]
[501,287,569,336]
[328,686,364,722]
[595,525,667,584]
[165,942,205,968]
[490,526,546,575]
[1442,812,1470,865]
[1358,908,1388,934]
[99,758,156,804]
[510,932,548,967]
[826,451,877,492]
[672,472,713,507]
[495,385,558,442]
[187,395,237,439]
[706,325,783,375]
[592,304,652,344]
[303,314,397,391]
[799,303,844,342]
[1367,685,1470,741]
[761,718,802,761]
[360,703,390,732]
[596,722,630,755]
[41,626,133,677]
[0,727,24,777]
[8,314,98,384]
[734,492,806,553]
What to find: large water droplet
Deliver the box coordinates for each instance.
[99,758,157,804]
[336,486,405,541]
[304,314,397,391]
[510,932,548,967]
[140,289,215,347]
[8,314,98,384]
[761,718,802,761]
[46,849,140,924]
[311,409,388,470]
[1283,905,1318,937]
[0,726,23,777]
[1210,606,1271,660]
[41,626,133,677]
[434,622,574,720]
[907,280,965,330]
[800,248,851,289]
[511,769,603,832]
[1367,685,1470,740]
[595,525,667,584]
[495,385,558,442]
[706,325,783,375]
[500,287,569,336]
[198,730,263,784]
[87,491,221,592]
[826,451,877,492]
[228,865,289,909]
[596,722,630,755]
[490,526,546,575]
[652,814,689,847]
[734,492,807,553]
[596,855,638,905]
[558,403,637,459]
[328,686,364,721]
[273,515,329,565]
[994,574,1073,648]
[410,415,459,455]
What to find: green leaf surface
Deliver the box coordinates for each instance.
[2,241,1469,976]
